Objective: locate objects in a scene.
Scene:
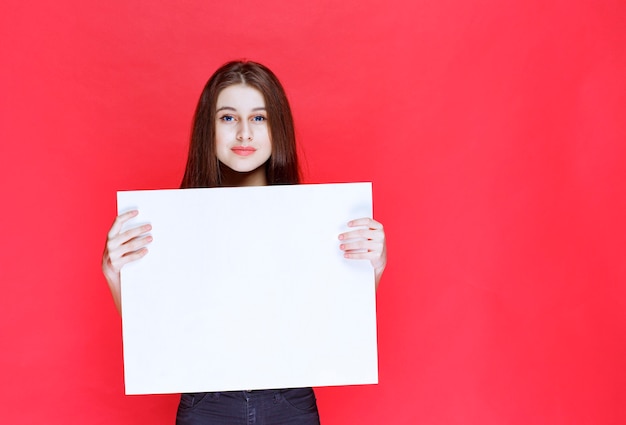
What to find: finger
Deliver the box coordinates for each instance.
[109,247,149,271]
[339,218,384,240]
[343,251,381,261]
[107,230,152,258]
[106,224,152,253]
[340,240,383,253]
[119,224,152,244]
[339,228,385,242]
[347,217,383,229]
[121,234,153,254]
[106,235,152,269]
[107,210,139,239]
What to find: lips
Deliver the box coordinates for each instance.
[231,146,256,156]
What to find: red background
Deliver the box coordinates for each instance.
[1,1,625,424]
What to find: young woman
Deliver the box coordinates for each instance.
[102,60,387,425]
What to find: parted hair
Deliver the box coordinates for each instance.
[180,60,300,188]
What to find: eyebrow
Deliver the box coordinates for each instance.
[216,106,267,112]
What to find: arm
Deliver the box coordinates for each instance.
[101,210,153,315]
[338,217,387,290]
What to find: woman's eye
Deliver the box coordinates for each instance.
[220,115,235,122]
[252,115,266,122]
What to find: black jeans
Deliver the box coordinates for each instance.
[176,388,320,425]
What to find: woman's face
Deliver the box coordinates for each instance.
[215,84,272,185]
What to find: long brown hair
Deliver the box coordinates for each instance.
[180,61,300,188]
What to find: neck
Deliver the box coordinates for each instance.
[220,164,268,187]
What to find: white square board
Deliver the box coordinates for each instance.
[118,183,377,395]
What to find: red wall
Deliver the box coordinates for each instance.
[1,1,625,424]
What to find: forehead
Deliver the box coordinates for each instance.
[216,84,266,109]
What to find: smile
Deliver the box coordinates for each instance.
[231,146,257,156]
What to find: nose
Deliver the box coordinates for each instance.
[236,121,253,142]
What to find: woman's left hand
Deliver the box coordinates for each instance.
[339,218,387,289]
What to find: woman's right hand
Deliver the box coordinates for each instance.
[102,210,153,315]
